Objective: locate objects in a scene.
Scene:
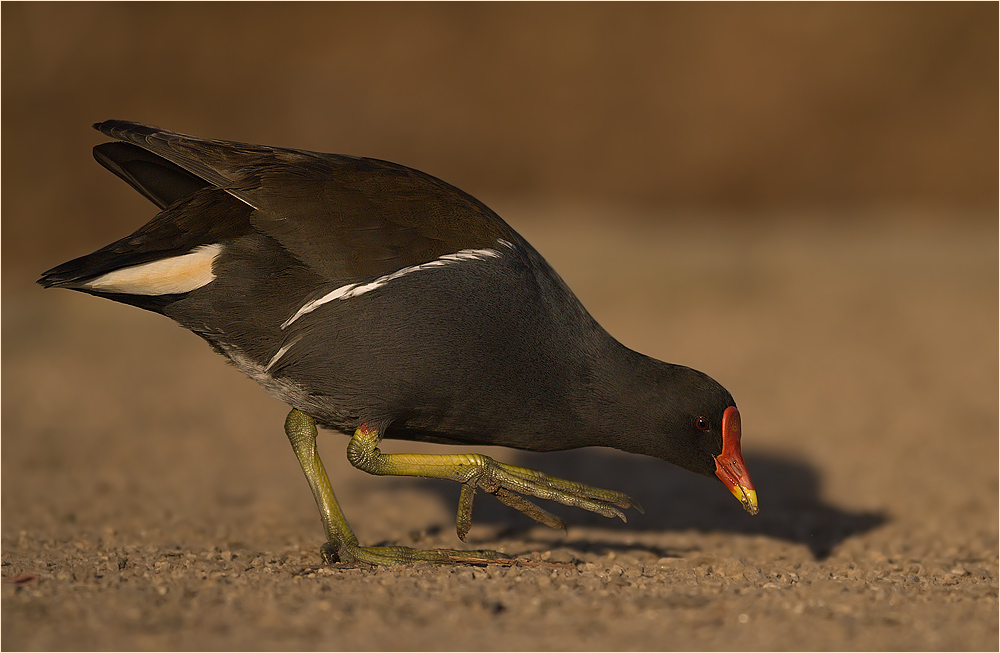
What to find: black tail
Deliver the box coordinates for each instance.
[93,141,209,210]
[37,121,233,297]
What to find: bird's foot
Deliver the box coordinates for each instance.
[454,457,643,540]
[345,423,642,541]
[285,409,513,567]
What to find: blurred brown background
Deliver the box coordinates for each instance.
[2,2,996,277]
[3,3,997,651]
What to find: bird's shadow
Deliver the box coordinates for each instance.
[397,448,886,561]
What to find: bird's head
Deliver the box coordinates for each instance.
[629,364,758,515]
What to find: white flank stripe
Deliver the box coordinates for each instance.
[264,337,301,372]
[281,246,501,329]
[82,244,222,295]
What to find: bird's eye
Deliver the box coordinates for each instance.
[695,417,710,431]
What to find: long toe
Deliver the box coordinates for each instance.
[474,458,640,527]
[321,541,511,567]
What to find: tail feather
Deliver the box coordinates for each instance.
[38,187,251,297]
[94,142,209,210]
[40,123,257,295]
[92,120,265,194]
[38,248,126,289]
[37,245,188,314]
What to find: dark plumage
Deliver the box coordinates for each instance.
[39,120,756,565]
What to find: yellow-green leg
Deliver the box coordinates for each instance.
[284,409,507,565]
[346,422,642,541]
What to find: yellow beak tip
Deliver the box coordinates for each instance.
[731,486,759,515]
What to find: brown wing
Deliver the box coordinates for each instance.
[93,120,519,283]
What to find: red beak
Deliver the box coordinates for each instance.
[714,406,758,515]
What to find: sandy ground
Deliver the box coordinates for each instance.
[2,210,996,650]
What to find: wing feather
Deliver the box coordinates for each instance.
[92,120,518,283]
